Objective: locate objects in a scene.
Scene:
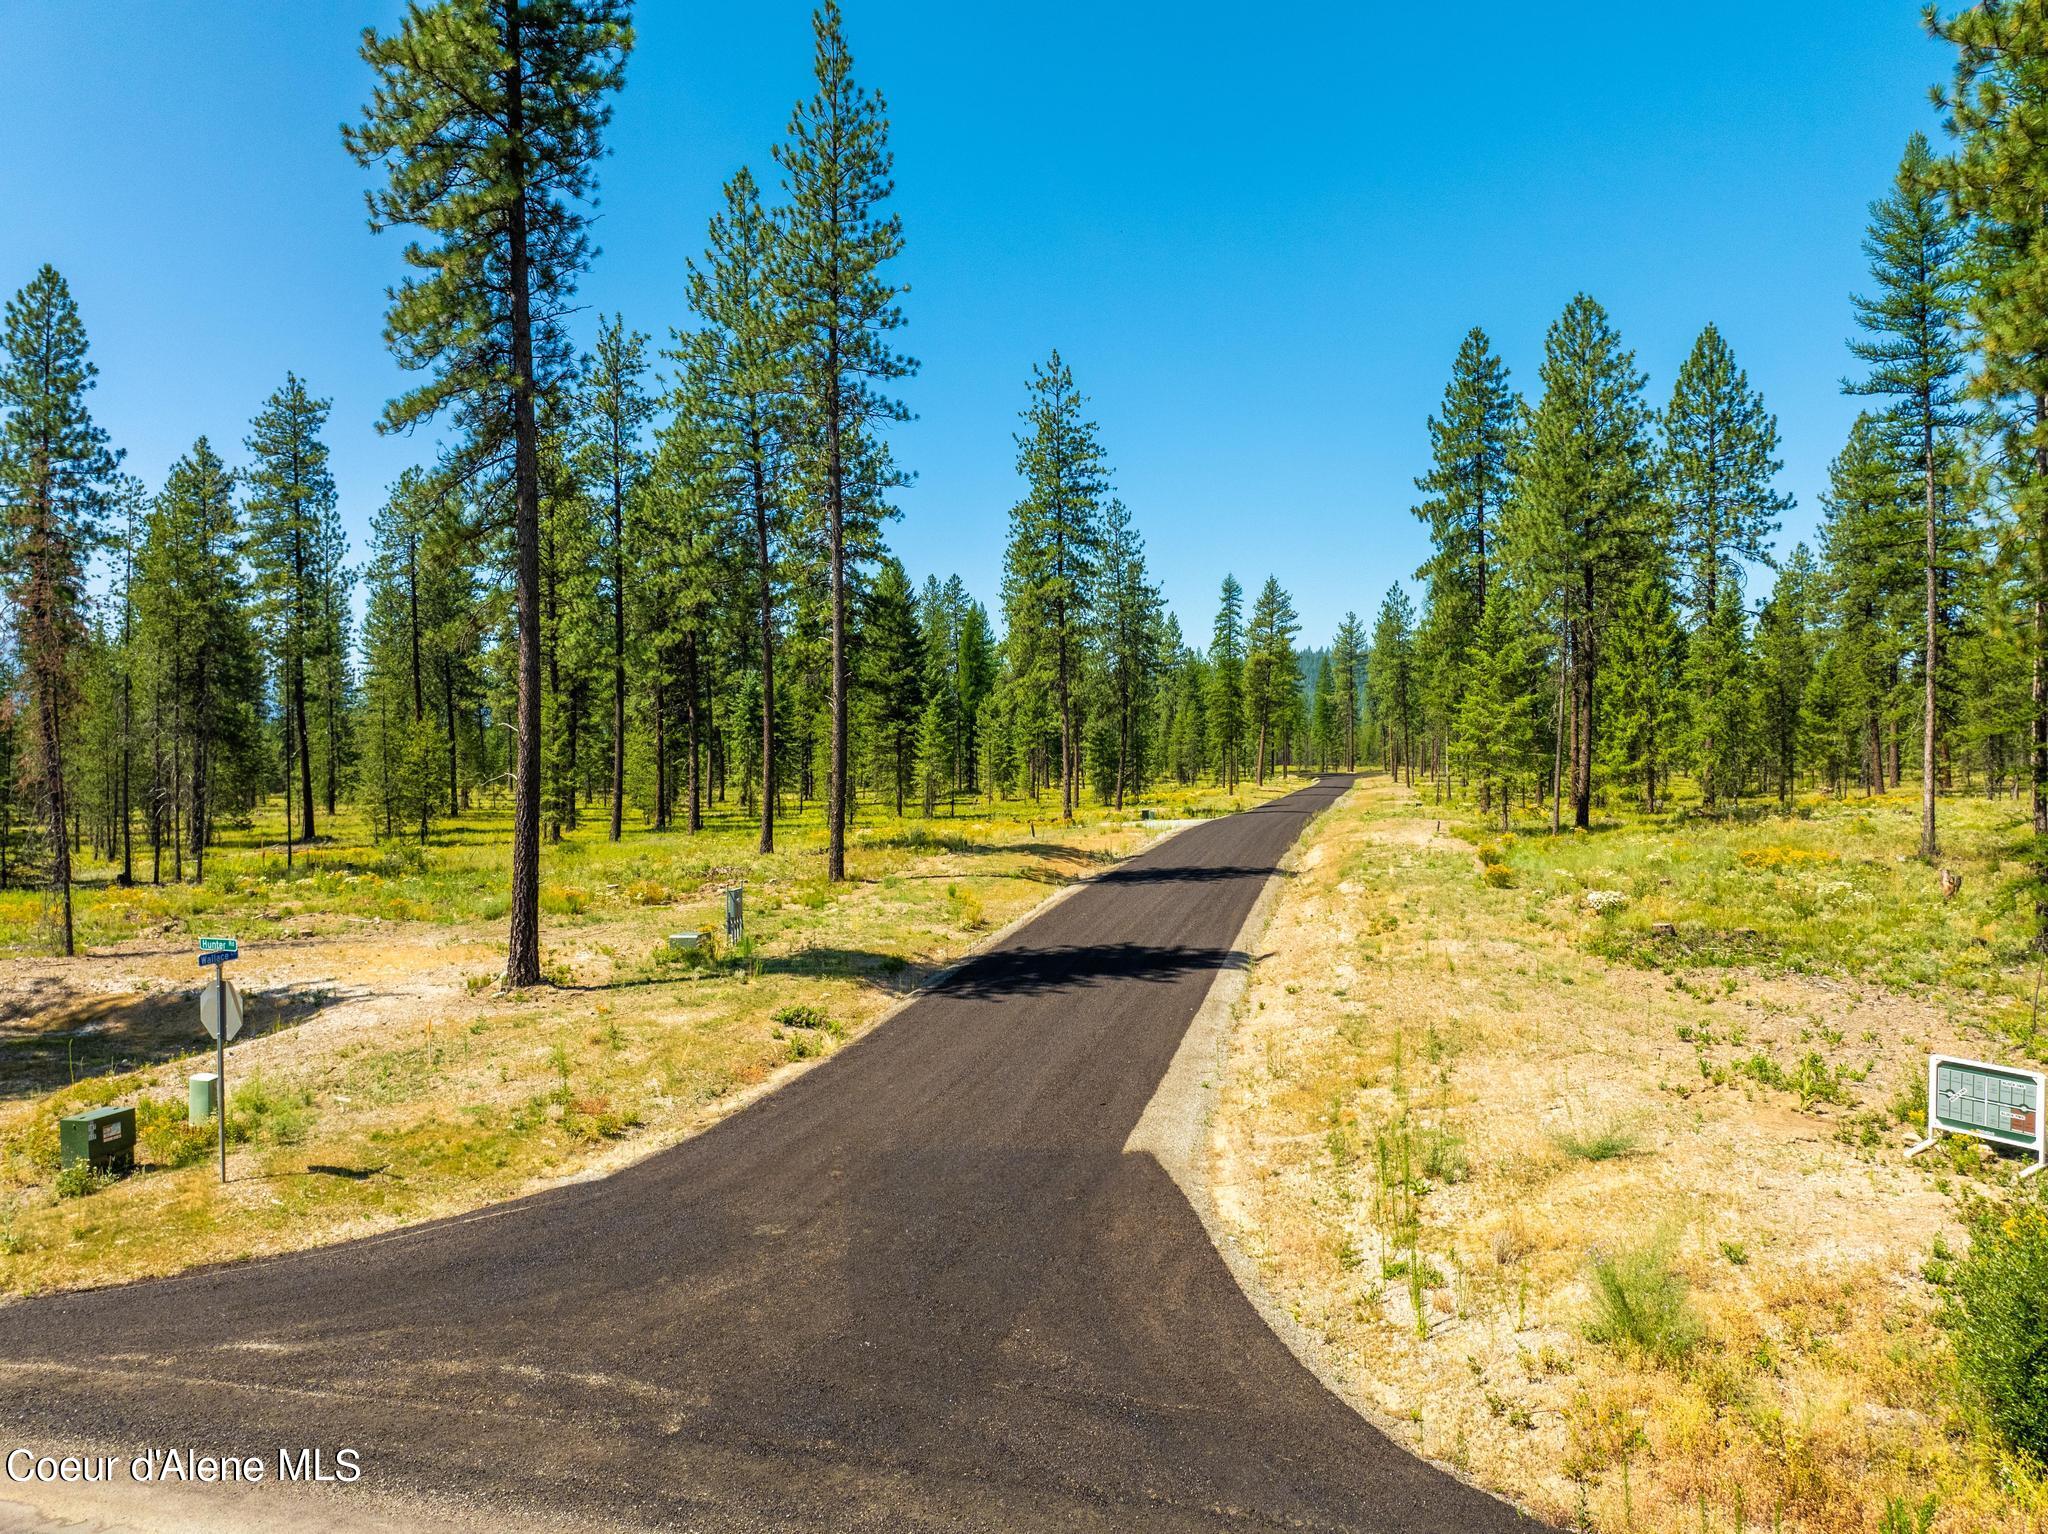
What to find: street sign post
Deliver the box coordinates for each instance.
[1907,1053,2046,1178]
[198,938,239,1182]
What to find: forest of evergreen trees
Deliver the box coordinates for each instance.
[0,3,1343,975]
[5,2,2048,971]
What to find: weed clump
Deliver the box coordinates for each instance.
[54,1162,115,1199]
[227,1075,316,1147]
[1554,1120,1640,1162]
[1584,1232,1700,1363]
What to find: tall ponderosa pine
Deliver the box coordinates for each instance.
[345,0,632,985]
[244,372,343,849]
[1505,294,1655,829]
[687,166,792,853]
[775,0,915,879]
[0,266,116,955]
[1930,4,2048,936]
[1848,131,1970,858]
[1004,351,1105,821]
[579,316,653,842]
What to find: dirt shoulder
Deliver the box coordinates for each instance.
[1210,775,2032,1534]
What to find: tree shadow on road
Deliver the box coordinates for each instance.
[1092,864,1295,888]
[935,943,1256,1002]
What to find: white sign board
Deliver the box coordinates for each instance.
[200,979,245,1043]
[1907,1052,2046,1178]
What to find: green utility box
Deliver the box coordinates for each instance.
[59,1105,135,1173]
[190,1073,220,1125]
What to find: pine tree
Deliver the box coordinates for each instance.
[1330,611,1365,770]
[135,439,260,884]
[1244,577,1300,784]
[913,691,948,818]
[1930,5,2048,936]
[775,0,915,878]
[1817,415,1917,798]
[578,316,653,843]
[345,0,632,985]
[1504,294,1655,829]
[1454,592,1539,827]
[1413,326,1517,617]
[0,266,117,954]
[1847,131,1971,858]
[244,372,342,850]
[1661,324,1791,624]
[1208,576,1246,789]
[1756,545,1818,802]
[1685,589,1754,807]
[1094,498,1162,807]
[1596,566,1685,812]
[1004,351,1105,820]
[858,557,922,815]
[1368,586,1417,783]
[686,166,792,853]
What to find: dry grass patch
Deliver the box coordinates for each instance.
[1214,775,2047,1533]
[0,777,1292,1296]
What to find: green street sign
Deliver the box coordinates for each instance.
[198,937,238,954]
[1908,1054,2045,1178]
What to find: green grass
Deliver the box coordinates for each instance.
[1455,784,2046,1049]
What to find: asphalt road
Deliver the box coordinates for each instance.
[0,775,1546,1533]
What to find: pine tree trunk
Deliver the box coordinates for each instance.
[1922,411,1939,860]
[610,463,626,843]
[503,5,544,988]
[826,328,850,878]
[292,651,315,841]
[754,454,776,855]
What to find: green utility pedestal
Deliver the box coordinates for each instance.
[190,1072,220,1125]
[59,1106,135,1173]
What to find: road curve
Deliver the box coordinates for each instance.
[0,775,1548,1533]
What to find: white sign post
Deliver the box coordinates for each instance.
[198,938,239,1182]
[1906,1053,2046,1179]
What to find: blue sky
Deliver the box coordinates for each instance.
[1,3,1949,645]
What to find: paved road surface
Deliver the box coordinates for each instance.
[0,776,1547,1532]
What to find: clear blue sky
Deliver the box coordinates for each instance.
[1,2,1949,646]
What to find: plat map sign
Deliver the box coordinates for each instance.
[1907,1053,2045,1179]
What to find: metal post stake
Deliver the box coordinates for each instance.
[215,964,227,1184]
